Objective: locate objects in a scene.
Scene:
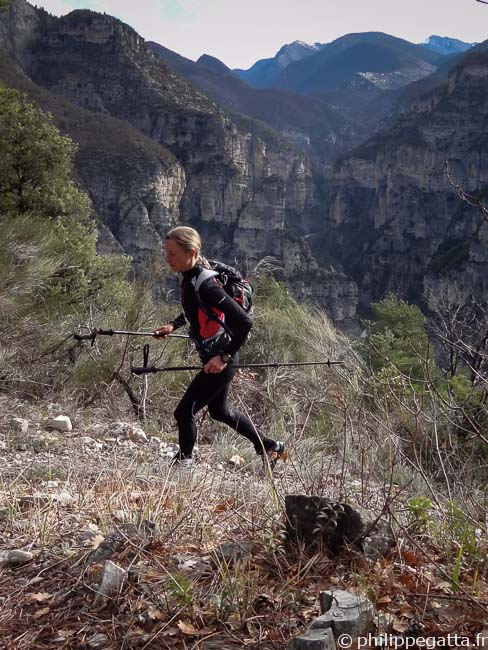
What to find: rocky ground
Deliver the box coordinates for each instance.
[0,394,487,649]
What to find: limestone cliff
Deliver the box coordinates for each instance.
[0,0,358,323]
[323,49,488,310]
[0,51,185,272]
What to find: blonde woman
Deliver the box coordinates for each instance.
[154,226,285,471]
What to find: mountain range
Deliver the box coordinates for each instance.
[0,0,485,326]
[233,34,475,91]
[147,40,361,165]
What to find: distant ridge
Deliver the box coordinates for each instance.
[234,40,326,88]
[421,35,476,56]
[197,54,234,76]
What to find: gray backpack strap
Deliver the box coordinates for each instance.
[191,269,219,295]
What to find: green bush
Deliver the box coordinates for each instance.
[362,293,430,376]
[0,85,131,321]
[0,85,133,399]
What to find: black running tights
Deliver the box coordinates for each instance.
[173,361,275,459]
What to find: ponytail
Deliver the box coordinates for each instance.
[197,255,211,269]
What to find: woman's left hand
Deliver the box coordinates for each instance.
[203,355,228,374]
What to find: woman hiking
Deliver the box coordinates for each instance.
[154,226,285,472]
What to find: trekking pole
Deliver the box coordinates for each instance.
[131,359,344,375]
[73,328,189,344]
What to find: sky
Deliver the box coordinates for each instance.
[35,0,488,69]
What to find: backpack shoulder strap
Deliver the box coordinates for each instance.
[191,269,219,294]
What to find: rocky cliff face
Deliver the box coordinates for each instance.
[0,0,358,323]
[324,49,488,310]
[0,0,42,64]
[148,41,365,167]
[0,49,185,273]
[76,142,185,271]
[27,8,315,252]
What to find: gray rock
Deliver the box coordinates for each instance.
[52,490,75,506]
[312,590,374,636]
[79,436,96,445]
[19,491,74,508]
[287,591,374,649]
[87,633,109,649]
[477,630,488,645]
[1,549,34,566]
[96,421,147,443]
[95,560,127,600]
[81,524,101,544]
[287,627,336,650]
[354,506,395,562]
[171,553,211,573]
[362,531,396,562]
[127,425,147,444]
[45,415,72,432]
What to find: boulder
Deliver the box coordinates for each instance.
[285,495,394,557]
[287,590,374,650]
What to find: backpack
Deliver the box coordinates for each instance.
[191,260,254,340]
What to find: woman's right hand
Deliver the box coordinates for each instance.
[153,324,175,339]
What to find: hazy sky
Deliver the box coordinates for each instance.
[36,0,488,69]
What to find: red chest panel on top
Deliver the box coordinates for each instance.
[198,305,224,339]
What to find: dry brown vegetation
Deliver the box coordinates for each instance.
[1,291,488,649]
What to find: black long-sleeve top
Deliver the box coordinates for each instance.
[170,265,252,359]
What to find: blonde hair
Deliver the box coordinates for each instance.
[166,226,210,268]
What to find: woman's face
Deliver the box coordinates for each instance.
[165,238,198,273]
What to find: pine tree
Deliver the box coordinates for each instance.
[362,293,431,380]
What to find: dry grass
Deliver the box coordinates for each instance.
[1,294,487,647]
[0,402,341,649]
[1,381,487,649]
